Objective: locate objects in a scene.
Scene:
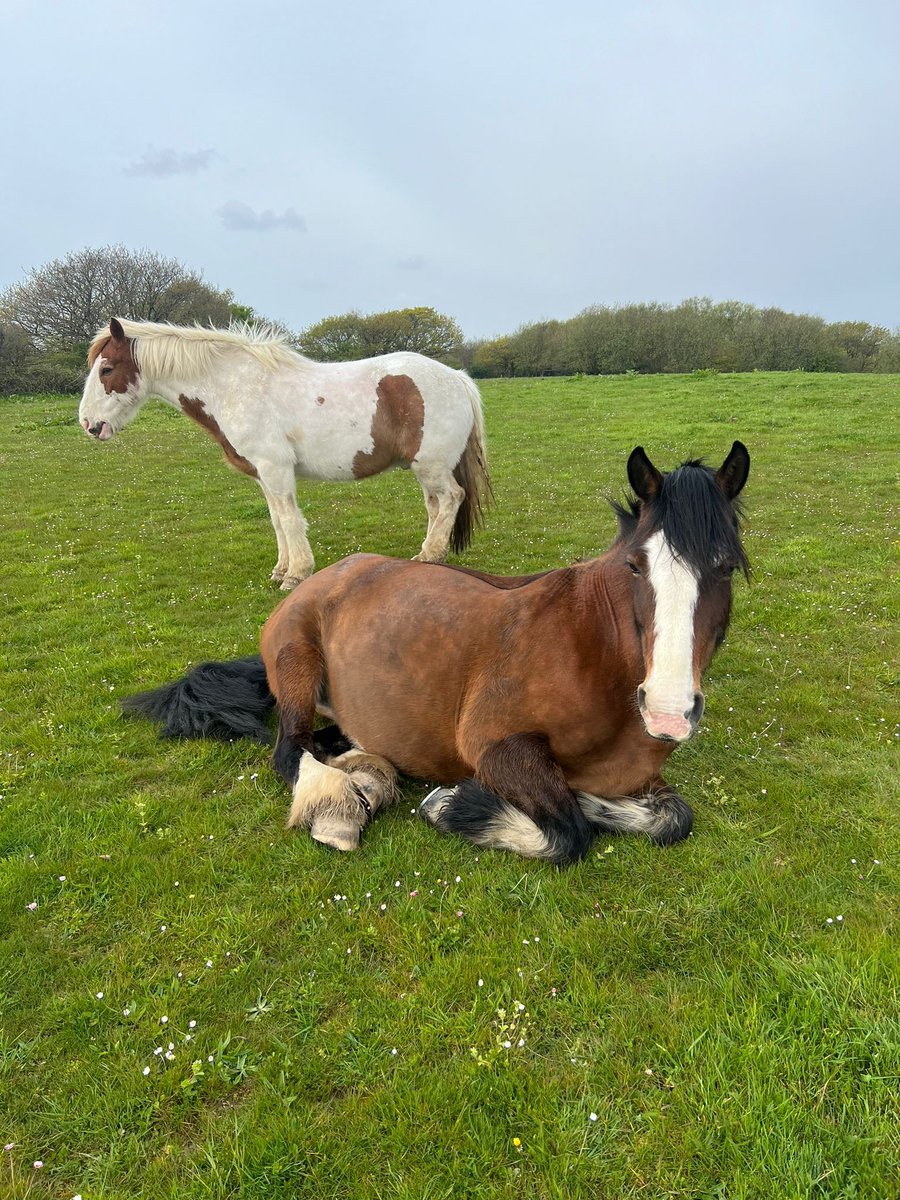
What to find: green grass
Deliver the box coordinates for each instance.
[1,372,897,1200]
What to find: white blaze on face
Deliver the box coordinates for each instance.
[79,355,143,439]
[79,359,113,435]
[641,529,700,740]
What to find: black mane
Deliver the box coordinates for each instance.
[612,459,749,580]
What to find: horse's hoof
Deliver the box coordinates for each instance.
[419,786,456,824]
[412,551,447,564]
[310,814,362,851]
[270,568,287,583]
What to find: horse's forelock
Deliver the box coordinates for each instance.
[643,461,749,579]
[87,333,110,368]
[610,496,640,540]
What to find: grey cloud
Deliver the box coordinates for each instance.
[124,148,217,177]
[218,202,307,233]
[397,255,426,271]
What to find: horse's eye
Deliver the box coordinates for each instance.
[626,560,641,576]
[100,366,113,377]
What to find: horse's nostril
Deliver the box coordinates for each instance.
[686,692,705,724]
[637,686,647,709]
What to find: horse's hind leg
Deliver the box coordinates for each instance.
[269,642,321,787]
[412,467,464,563]
[270,644,395,851]
[419,733,595,866]
[576,782,693,846]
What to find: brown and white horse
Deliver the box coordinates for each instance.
[125,441,750,864]
[79,318,490,587]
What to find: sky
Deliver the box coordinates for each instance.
[2,0,898,339]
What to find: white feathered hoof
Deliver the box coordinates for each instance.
[310,809,365,851]
[287,754,366,846]
[280,572,310,591]
[291,750,399,852]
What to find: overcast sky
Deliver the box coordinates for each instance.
[2,0,898,338]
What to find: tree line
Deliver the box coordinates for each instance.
[460,298,900,377]
[1,246,898,394]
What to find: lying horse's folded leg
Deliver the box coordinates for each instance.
[270,641,397,851]
[287,748,398,851]
[420,733,595,866]
[307,750,399,850]
[576,783,693,846]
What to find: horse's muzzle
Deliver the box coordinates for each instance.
[639,690,704,742]
[82,418,112,440]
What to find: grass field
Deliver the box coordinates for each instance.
[1,372,897,1200]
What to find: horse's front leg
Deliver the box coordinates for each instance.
[419,732,595,865]
[575,781,693,846]
[259,482,290,582]
[258,467,315,588]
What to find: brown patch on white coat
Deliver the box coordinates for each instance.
[352,374,425,479]
[178,395,259,478]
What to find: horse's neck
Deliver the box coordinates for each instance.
[144,350,246,411]
[572,556,642,672]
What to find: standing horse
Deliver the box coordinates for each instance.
[124,441,750,864]
[79,318,490,587]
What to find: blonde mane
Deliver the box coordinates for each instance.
[87,319,305,378]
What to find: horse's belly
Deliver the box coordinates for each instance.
[316,569,483,782]
[325,680,471,783]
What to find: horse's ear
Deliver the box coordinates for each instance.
[627,446,663,502]
[716,440,750,501]
[109,317,126,342]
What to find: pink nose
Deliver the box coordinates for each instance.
[643,713,694,742]
[81,418,89,431]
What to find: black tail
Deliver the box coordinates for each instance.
[121,655,275,742]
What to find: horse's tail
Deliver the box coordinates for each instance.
[121,655,274,742]
[451,372,493,554]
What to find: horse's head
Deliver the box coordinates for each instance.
[615,441,750,743]
[79,318,147,441]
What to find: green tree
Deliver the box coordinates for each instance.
[298,307,463,361]
[298,312,368,360]
[830,321,888,372]
[158,278,234,327]
[467,335,518,377]
[1,245,236,347]
[0,320,38,394]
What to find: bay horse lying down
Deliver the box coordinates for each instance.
[79,318,490,588]
[125,441,750,865]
